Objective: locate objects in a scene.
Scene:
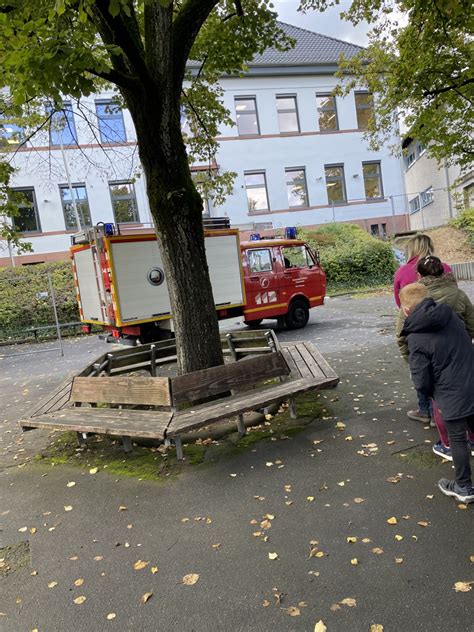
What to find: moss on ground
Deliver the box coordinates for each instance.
[396,446,440,468]
[32,391,327,481]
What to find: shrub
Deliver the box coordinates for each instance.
[299,223,397,290]
[0,260,79,334]
[451,208,474,247]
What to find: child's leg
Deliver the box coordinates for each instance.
[431,400,449,447]
[416,390,431,417]
[445,417,472,488]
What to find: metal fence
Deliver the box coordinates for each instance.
[450,261,474,281]
[0,271,64,358]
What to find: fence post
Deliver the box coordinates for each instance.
[48,272,64,357]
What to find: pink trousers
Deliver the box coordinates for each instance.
[431,400,474,446]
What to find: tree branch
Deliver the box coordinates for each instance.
[422,78,474,98]
[86,66,138,92]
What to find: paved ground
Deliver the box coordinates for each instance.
[1,285,473,631]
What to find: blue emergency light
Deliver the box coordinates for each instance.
[249,233,261,241]
[285,226,297,240]
[104,223,115,236]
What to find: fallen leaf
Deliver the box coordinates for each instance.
[470,555,474,563]
[395,558,404,564]
[453,581,473,593]
[346,537,357,543]
[314,620,327,632]
[307,496,315,502]
[64,506,73,512]
[372,547,384,555]
[262,599,270,607]
[350,558,358,565]
[265,514,275,520]
[182,573,199,585]
[140,592,153,604]
[370,626,384,632]
[330,603,341,612]
[340,598,357,607]
[229,473,237,477]
[268,552,279,560]
[73,596,86,605]
[118,506,127,511]
[354,498,365,504]
[106,613,116,620]
[74,578,84,587]
[133,560,148,571]
[89,467,98,474]
[457,504,468,510]
[286,606,300,616]
[48,581,58,588]
[337,481,345,487]
[18,527,27,533]
[151,567,159,574]
[94,556,104,561]
[394,535,403,541]
[386,517,398,525]
[417,521,429,528]
[265,462,273,467]
[336,422,346,429]
[66,481,76,488]
[29,527,37,534]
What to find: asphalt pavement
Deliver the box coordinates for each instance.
[1,284,473,632]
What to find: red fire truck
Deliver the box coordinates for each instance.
[71,221,326,343]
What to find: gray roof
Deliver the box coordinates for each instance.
[250,22,363,66]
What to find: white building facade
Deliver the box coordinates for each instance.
[1,23,409,266]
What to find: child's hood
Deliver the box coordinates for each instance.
[400,297,453,336]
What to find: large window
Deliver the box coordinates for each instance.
[420,186,433,208]
[248,249,272,273]
[316,94,338,131]
[59,184,92,230]
[362,162,384,199]
[354,92,374,130]
[235,97,260,136]
[109,182,139,223]
[96,100,126,143]
[11,188,41,233]
[463,183,474,209]
[324,165,346,204]
[49,102,78,146]
[285,167,308,207]
[409,196,420,214]
[276,96,300,133]
[244,171,269,212]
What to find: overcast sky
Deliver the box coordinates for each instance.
[273,0,370,47]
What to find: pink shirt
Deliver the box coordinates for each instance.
[393,256,452,307]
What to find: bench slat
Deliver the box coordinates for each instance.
[20,408,172,439]
[286,345,313,378]
[167,375,338,437]
[71,376,171,407]
[281,347,301,378]
[171,352,289,406]
[302,342,339,379]
[294,343,326,380]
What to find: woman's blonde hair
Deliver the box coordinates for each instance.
[405,234,434,261]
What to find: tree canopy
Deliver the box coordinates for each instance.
[301,0,474,169]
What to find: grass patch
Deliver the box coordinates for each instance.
[396,446,439,468]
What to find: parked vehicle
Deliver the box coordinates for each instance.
[71,221,326,343]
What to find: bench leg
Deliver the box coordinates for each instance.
[289,398,297,419]
[76,432,88,447]
[174,436,184,461]
[122,436,133,453]
[237,414,246,437]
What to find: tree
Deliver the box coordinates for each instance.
[300,0,474,169]
[0,1,290,373]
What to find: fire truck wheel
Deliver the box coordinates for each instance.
[244,319,263,328]
[285,300,309,329]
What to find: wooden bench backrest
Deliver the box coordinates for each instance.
[71,376,172,407]
[171,351,290,406]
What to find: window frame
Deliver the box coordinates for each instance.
[59,183,92,230]
[247,248,273,273]
[354,91,374,130]
[244,170,270,213]
[48,101,78,147]
[108,181,139,224]
[420,186,434,208]
[324,163,347,205]
[276,94,300,134]
[234,96,260,137]
[362,161,384,200]
[285,166,309,208]
[409,195,421,214]
[282,245,315,269]
[10,187,41,233]
[95,99,127,144]
[316,93,339,132]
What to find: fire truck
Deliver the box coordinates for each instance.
[71,219,326,343]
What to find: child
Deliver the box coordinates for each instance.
[399,283,474,503]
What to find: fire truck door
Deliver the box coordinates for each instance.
[280,245,322,300]
[244,247,282,314]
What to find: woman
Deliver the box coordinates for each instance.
[393,234,451,308]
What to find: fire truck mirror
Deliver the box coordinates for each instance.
[147,267,165,286]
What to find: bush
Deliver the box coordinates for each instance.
[451,208,474,247]
[0,261,79,334]
[299,223,397,290]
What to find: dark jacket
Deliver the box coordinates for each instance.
[400,298,474,421]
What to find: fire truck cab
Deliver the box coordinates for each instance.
[241,237,326,329]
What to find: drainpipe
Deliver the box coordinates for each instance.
[444,163,454,218]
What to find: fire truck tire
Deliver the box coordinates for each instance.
[244,319,263,327]
[285,300,309,329]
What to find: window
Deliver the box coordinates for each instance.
[59,184,91,230]
[244,171,269,212]
[248,249,272,273]
[409,196,420,214]
[11,188,41,233]
[405,149,416,170]
[180,105,193,137]
[285,168,308,207]
[276,96,299,133]
[463,183,474,209]
[420,187,433,207]
[109,182,139,223]
[416,141,426,158]
[235,97,260,136]
[354,92,374,130]
[96,100,126,143]
[192,171,212,216]
[48,102,78,146]
[316,94,338,131]
[324,165,346,204]
[370,224,380,237]
[363,161,384,199]
[282,246,314,268]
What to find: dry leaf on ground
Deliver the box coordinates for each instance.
[106,613,116,620]
[182,573,199,585]
[73,596,86,605]
[262,599,270,607]
[89,467,98,474]
[64,506,73,512]
[47,581,57,588]
[340,598,356,607]
[371,626,384,632]
[386,517,398,525]
[133,560,149,571]
[140,592,153,604]
[66,481,76,488]
[286,606,300,616]
[314,620,327,632]
[151,567,159,574]
[268,552,279,560]
[74,578,84,587]
[453,581,473,593]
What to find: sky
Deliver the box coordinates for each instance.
[273,0,370,47]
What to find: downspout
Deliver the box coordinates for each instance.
[444,163,454,218]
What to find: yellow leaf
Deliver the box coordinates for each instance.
[133,560,148,571]
[73,596,86,605]
[140,592,153,604]
[453,581,473,593]
[354,498,365,503]
[29,527,37,534]
[330,603,341,612]
[372,547,384,555]
[362,538,371,543]
[265,514,275,520]
[48,581,58,588]
[340,597,357,607]
[151,567,159,574]
[260,520,271,530]
[350,558,358,565]
[18,527,27,533]
[371,626,384,632]
[262,599,270,607]
[386,517,398,525]
[265,414,273,421]
[181,518,190,523]
[268,552,278,560]
[266,462,273,467]
[182,573,199,585]
[118,506,127,511]
[395,558,404,564]
[417,521,429,527]
[286,606,300,616]
[66,481,76,488]
[346,537,357,543]
[64,506,73,512]
[94,556,104,561]
[314,620,327,632]
[457,504,468,510]
[470,555,474,563]
[89,467,98,474]
[345,435,353,441]
[74,578,84,587]
[307,496,315,502]
[337,481,345,486]
[395,535,403,541]
[106,613,116,620]
[336,422,346,429]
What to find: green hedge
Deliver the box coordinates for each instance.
[299,223,397,290]
[451,208,474,248]
[0,261,79,334]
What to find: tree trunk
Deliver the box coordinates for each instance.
[126,92,224,375]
